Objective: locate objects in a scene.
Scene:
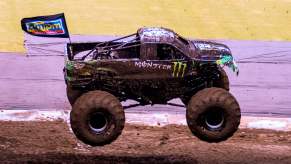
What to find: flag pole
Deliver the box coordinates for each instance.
[63,13,72,44]
[68,36,72,44]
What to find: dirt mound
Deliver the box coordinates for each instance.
[0,121,290,163]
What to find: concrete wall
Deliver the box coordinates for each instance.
[1,37,291,116]
[1,0,291,52]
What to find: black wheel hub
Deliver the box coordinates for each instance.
[89,112,108,133]
[204,108,225,131]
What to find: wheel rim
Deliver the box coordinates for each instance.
[204,108,225,131]
[88,112,108,133]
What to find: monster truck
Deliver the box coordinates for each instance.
[64,27,240,146]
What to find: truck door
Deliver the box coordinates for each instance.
[156,44,189,78]
[137,43,173,79]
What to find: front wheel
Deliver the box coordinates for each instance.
[186,87,240,142]
[70,90,125,146]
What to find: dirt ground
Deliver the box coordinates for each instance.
[0,121,291,164]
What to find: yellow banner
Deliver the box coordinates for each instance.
[1,0,291,52]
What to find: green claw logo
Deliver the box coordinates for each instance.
[172,62,187,77]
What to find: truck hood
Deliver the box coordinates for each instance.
[190,40,239,75]
[191,40,231,56]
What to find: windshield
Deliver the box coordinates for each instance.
[173,36,190,56]
[177,36,189,46]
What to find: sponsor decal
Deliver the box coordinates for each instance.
[195,43,230,52]
[26,19,65,35]
[196,43,211,50]
[172,62,187,77]
[134,61,171,70]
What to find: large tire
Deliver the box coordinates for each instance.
[66,86,83,106]
[186,87,240,142]
[70,90,125,146]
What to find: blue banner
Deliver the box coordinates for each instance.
[21,13,69,38]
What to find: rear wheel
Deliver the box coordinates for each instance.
[186,87,240,142]
[70,90,125,146]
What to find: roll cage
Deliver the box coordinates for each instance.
[67,27,190,61]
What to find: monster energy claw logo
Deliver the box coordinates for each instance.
[172,62,187,77]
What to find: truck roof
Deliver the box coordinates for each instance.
[137,27,176,43]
